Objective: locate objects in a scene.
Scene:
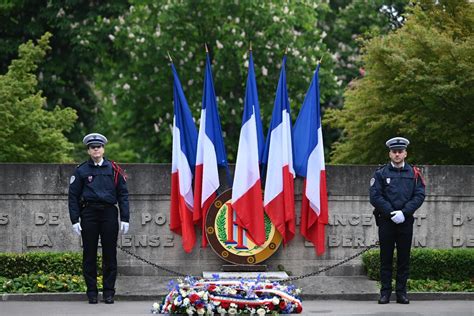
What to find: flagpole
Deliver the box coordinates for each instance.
[167,51,173,63]
[249,41,252,51]
[205,43,209,53]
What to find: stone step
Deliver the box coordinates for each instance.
[114,275,378,297]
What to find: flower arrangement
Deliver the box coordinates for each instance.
[151,276,302,315]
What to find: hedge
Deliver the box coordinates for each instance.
[362,248,474,281]
[0,273,103,293]
[0,252,101,278]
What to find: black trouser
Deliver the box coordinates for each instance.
[80,203,119,299]
[378,216,414,297]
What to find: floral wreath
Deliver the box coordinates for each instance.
[151,275,302,315]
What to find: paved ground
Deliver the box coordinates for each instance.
[0,300,472,315]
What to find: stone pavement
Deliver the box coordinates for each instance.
[0,299,472,315]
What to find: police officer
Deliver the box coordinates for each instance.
[369,137,425,305]
[68,133,129,304]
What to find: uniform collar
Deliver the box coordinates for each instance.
[388,161,409,171]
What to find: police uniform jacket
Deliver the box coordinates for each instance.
[369,163,425,219]
[68,158,129,224]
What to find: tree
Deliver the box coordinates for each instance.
[0,33,77,162]
[325,0,474,165]
[94,1,339,162]
[0,0,129,149]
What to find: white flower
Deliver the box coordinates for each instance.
[114,26,120,33]
[57,8,65,18]
[235,17,240,23]
[216,40,224,49]
[230,303,237,308]
[152,302,160,310]
[273,16,280,22]
[257,308,266,315]
[183,297,190,306]
[295,288,302,294]
[108,34,115,41]
[174,297,182,306]
[272,296,280,305]
[197,308,206,315]
[197,290,205,297]
[186,306,195,315]
[283,6,289,14]
[123,83,130,90]
[128,33,135,39]
[228,307,238,315]
[262,66,268,76]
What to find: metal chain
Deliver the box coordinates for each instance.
[279,242,380,283]
[117,245,190,277]
[117,242,379,282]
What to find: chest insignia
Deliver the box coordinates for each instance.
[386,178,391,184]
[88,175,93,183]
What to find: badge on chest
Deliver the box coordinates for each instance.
[88,175,94,183]
[386,178,391,184]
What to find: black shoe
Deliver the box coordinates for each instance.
[378,294,390,304]
[88,297,98,304]
[396,294,409,304]
[103,296,114,304]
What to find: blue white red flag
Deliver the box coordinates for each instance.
[194,51,230,247]
[170,63,197,253]
[231,51,266,246]
[293,64,328,255]
[262,56,295,245]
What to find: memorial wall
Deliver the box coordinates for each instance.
[0,164,472,277]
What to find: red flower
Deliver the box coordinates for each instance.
[221,301,230,309]
[238,303,245,309]
[279,301,287,309]
[265,284,273,289]
[266,302,275,310]
[207,284,217,292]
[196,303,204,309]
[189,293,200,303]
[296,304,303,313]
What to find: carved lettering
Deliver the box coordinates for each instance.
[35,213,47,225]
[163,235,174,247]
[26,234,53,247]
[135,235,147,247]
[0,214,8,225]
[328,235,339,247]
[414,214,427,227]
[121,235,133,247]
[142,212,152,225]
[141,212,167,226]
[361,214,373,226]
[327,235,377,248]
[467,236,474,247]
[334,215,347,226]
[452,236,463,247]
[348,215,360,226]
[34,212,60,225]
[453,214,463,226]
[413,236,426,247]
[149,235,160,247]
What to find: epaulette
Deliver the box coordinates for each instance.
[76,161,87,168]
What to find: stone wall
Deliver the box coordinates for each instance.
[0,164,472,276]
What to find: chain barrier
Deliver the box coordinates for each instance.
[117,241,380,282]
[278,242,379,283]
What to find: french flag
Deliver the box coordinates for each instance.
[293,64,328,255]
[193,50,230,247]
[231,50,266,246]
[169,62,198,253]
[262,55,295,245]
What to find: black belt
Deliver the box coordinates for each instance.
[85,201,115,208]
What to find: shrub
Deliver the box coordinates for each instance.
[362,248,474,282]
[0,273,103,293]
[0,252,101,278]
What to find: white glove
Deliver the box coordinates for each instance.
[72,223,82,236]
[390,211,405,224]
[120,221,129,234]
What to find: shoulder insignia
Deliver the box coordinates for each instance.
[76,161,87,168]
[413,165,426,186]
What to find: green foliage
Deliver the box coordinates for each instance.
[0,0,129,146]
[0,33,77,162]
[326,0,474,164]
[0,251,101,279]
[95,1,339,162]
[0,273,99,293]
[406,279,473,292]
[362,248,474,282]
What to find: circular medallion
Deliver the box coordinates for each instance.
[205,189,282,265]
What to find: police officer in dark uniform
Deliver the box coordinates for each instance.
[68,133,129,304]
[370,137,425,305]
